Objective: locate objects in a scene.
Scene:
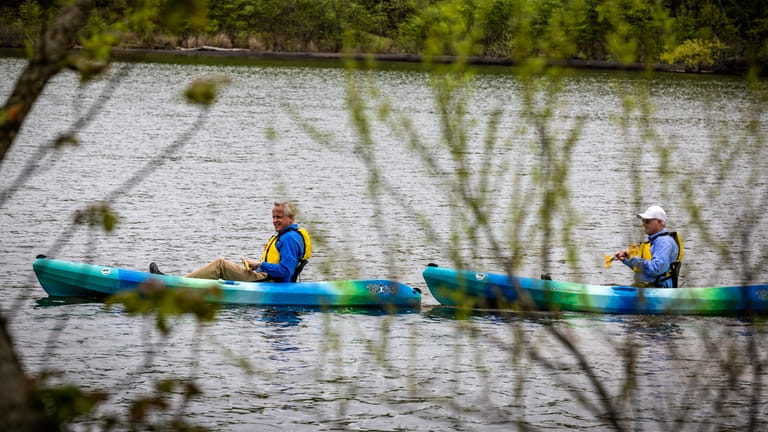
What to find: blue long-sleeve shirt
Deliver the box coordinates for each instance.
[258,224,304,283]
[623,229,679,288]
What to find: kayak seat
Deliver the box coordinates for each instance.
[669,261,682,288]
[291,259,309,282]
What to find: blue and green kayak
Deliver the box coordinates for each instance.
[33,258,422,308]
[423,265,768,315]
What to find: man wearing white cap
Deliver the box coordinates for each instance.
[613,205,683,288]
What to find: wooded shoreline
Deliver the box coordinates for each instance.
[1,46,753,75]
[2,0,765,76]
[82,48,767,75]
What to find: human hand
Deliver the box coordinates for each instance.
[241,258,260,271]
[605,252,626,267]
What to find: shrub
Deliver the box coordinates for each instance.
[661,37,726,71]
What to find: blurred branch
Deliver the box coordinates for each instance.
[0,0,94,165]
[0,63,134,209]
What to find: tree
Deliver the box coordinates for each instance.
[0,1,211,429]
[207,0,252,47]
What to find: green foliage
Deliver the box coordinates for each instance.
[5,0,766,69]
[106,281,221,336]
[342,0,392,53]
[77,12,120,64]
[534,0,582,58]
[252,0,347,51]
[395,12,426,54]
[52,133,79,148]
[66,55,110,82]
[73,202,119,232]
[342,4,585,278]
[393,0,681,66]
[128,379,208,431]
[474,0,515,57]
[17,0,42,51]
[2,0,767,430]
[158,0,209,32]
[498,0,591,63]
[596,0,675,64]
[28,373,209,431]
[661,37,726,71]
[183,75,230,105]
[398,0,536,59]
[29,378,106,427]
[421,0,483,58]
[206,0,251,46]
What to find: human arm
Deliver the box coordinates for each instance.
[622,236,677,277]
[612,243,639,262]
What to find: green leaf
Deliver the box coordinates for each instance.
[184,75,230,106]
[54,133,80,148]
[107,281,221,336]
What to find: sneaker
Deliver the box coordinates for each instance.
[149,262,165,275]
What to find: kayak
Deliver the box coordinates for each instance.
[33,258,422,308]
[422,265,768,315]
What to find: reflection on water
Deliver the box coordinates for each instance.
[1,56,766,430]
[35,296,102,307]
[611,315,685,341]
[257,307,305,327]
[424,304,561,324]
[253,308,305,355]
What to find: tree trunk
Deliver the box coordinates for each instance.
[0,318,58,431]
[0,1,94,429]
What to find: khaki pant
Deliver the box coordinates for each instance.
[185,258,269,282]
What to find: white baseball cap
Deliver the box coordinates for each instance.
[637,205,667,223]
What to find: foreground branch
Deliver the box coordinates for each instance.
[0,0,93,165]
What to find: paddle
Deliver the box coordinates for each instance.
[241,257,252,271]
[604,243,638,268]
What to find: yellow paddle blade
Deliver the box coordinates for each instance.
[604,243,639,268]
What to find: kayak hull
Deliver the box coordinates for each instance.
[33,258,421,308]
[422,266,768,315]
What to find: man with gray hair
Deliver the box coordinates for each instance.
[613,205,683,288]
[150,201,311,283]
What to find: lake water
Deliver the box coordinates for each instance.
[1,55,767,430]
